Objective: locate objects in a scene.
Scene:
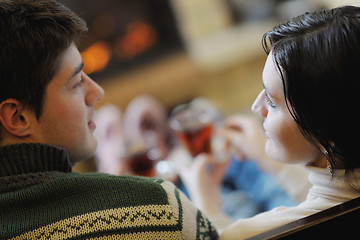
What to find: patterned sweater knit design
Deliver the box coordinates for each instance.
[0,143,218,239]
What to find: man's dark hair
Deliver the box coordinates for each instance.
[0,0,87,119]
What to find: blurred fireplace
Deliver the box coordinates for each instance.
[59,0,183,81]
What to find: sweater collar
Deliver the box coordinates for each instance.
[0,143,72,177]
[306,166,360,201]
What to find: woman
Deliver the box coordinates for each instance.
[180,5,360,239]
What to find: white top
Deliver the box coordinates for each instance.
[219,166,360,239]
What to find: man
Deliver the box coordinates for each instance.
[0,0,218,239]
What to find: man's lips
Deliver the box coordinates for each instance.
[88,120,96,130]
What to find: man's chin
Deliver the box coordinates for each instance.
[70,140,98,164]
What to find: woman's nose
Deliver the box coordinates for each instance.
[252,90,268,118]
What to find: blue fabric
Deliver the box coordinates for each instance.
[176,158,297,221]
[223,159,297,216]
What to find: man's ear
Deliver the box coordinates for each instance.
[0,99,32,137]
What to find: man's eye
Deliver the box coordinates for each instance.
[73,79,83,88]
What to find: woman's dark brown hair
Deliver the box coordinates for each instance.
[262,6,360,175]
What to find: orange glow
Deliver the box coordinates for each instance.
[114,21,157,60]
[81,41,111,74]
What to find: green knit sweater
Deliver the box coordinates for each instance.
[0,143,218,239]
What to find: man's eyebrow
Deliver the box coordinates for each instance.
[70,62,84,79]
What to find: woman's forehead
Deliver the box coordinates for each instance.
[262,52,283,98]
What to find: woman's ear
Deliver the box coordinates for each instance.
[0,99,32,137]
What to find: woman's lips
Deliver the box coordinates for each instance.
[265,131,271,139]
[263,124,270,139]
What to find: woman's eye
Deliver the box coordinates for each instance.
[264,92,276,108]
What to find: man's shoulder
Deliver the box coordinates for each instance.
[70,172,166,186]
[60,172,171,205]
[2,172,219,239]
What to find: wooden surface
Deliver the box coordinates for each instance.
[248,197,360,239]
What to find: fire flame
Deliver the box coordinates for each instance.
[81,41,111,75]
